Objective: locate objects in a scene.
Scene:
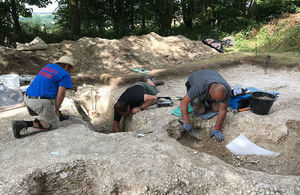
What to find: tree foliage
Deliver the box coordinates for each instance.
[0,0,51,45]
[0,0,299,46]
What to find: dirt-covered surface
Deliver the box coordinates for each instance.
[179,119,300,176]
[1,32,300,193]
[0,32,217,84]
[75,64,300,177]
[1,64,300,194]
[173,65,300,176]
[0,65,300,194]
[178,65,300,176]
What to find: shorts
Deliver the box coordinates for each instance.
[134,82,158,95]
[24,95,59,129]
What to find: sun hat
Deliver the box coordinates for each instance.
[55,56,74,67]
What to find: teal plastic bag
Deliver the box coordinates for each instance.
[170,104,193,117]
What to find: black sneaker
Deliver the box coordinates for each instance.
[59,111,70,122]
[144,76,164,86]
[12,120,28,138]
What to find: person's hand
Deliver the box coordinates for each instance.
[183,123,192,131]
[58,111,70,122]
[210,129,224,142]
[131,107,140,114]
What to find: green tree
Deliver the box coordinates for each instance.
[70,0,82,38]
[181,0,195,29]
[0,0,51,44]
[10,0,21,35]
[155,0,173,33]
[0,1,11,45]
[3,0,298,45]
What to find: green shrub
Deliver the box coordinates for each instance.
[233,12,300,53]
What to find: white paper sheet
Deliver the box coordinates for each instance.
[226,134,280,156]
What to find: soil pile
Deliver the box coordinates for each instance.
[0,32,216,76]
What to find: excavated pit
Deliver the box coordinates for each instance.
[74,64,300,176]
[21,161,99,195]
[1,64,300,194]
[164,115,300,176]
[14,160,148,195]
[177,119,300,176]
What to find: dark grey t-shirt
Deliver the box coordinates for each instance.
[187,70,231,103]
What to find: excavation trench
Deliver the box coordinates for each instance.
[177,120,300,176]
[3,64,299,194]
[10,118,300,194]
[73,64,300,177]
[14,160,149,195]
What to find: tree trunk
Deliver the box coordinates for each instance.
[159,0,173,33]
[182,0,194,30]
[10,0,21,39]
[130,1,134,30]
[115,0,128,36]
[141,0,146,29]
[70,0,81,38]
[246,0,256,19]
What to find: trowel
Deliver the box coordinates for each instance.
[178,120,201,140]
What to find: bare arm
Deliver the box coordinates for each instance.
[214,103,228,129]
[113,120,120,132]
[132,94,157,114]
[56,87,66,115]
[180,94,192,124]
[141,95,157,109]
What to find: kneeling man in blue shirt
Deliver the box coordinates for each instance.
[12,56,74,138]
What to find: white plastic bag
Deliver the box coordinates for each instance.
[226,134,280,156]
[0,84,23,107]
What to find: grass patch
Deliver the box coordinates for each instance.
[255,51,300,64]
[232,12,300,53]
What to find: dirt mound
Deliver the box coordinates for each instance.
[246,11,300,52]
[73,32,216,72]
[268,11,300,33]
[0,32,216,77]
[249,11,300,38]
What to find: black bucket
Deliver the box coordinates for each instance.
[250,92,277,115]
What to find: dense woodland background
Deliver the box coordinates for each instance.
[0,0,299,49]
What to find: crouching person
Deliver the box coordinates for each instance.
[113,77,160,132]
[180,70,231,142]
[12,56,74,138]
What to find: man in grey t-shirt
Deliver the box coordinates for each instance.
[180,70,231,142]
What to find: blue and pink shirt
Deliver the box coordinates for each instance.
[26,64,72,99]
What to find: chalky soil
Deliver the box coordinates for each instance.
[176,65,300,176]
[0,64,300,194]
